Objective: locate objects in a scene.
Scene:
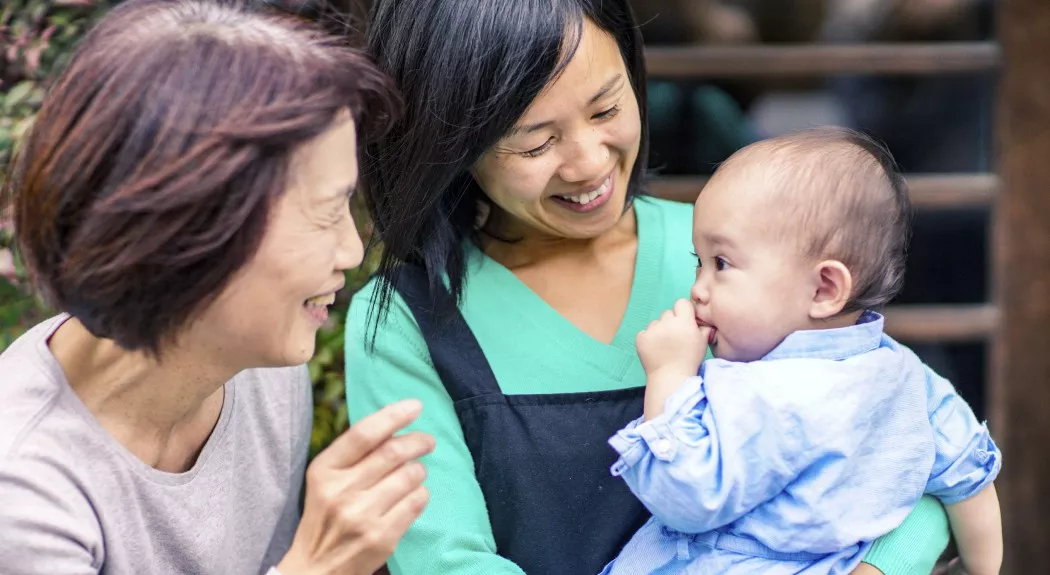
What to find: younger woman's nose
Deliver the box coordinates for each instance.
[558,130,609,184]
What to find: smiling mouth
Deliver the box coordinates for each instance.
[555,174,612,205]
[304,292,336,308]
[303,291,337,325]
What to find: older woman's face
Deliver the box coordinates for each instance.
[473,18,642,240]
[192,113,363,368]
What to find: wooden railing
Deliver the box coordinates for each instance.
[644,42,1002,78]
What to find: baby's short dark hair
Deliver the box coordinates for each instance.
[716,126,911,312]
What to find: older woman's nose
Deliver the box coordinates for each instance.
[335,214,365,271]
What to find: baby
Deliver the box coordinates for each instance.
[601,128,1002,575]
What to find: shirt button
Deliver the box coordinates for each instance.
[654,438,672,456]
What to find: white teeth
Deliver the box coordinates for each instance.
[304,292,335,307]
[559,177,610,204]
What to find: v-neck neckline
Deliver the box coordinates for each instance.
[469,198,665,379]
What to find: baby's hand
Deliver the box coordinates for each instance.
[637,299,710,383]
[638,300,710,420]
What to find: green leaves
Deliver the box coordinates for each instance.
[1,0,114,186]
[4,81,35,110]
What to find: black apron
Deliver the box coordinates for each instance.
[390,266,651,575]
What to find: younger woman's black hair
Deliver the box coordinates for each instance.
[361,0,650,328]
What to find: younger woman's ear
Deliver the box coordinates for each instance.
[810,260,852,320]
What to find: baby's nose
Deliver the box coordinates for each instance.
[691,279,711,304]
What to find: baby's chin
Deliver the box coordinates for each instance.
[710,340,776,363]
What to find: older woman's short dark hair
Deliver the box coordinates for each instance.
[4,0,399,354]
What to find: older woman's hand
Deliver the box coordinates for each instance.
[278,400,435,575]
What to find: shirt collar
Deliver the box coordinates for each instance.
[761,310,884,362]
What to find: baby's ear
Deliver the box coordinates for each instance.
[809,260,853,320]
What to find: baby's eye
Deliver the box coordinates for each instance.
[715,256,730,271]
[690,250,701,269]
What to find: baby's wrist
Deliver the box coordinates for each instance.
[646,364,697,387]
[643,366,695,420]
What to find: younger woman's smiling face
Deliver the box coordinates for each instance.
[472,18,642,241]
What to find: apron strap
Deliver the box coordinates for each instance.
[386,265,502,402]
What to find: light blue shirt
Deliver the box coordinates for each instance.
[601,312,1000,575]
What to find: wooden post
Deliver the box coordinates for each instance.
[995,0,1050,571]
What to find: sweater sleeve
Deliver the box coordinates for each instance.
[343,282,526,575]
[0,458,101,574]
[861,495,950,574]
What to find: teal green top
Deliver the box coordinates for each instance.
[345,197,949,575]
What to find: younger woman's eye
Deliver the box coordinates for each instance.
[593,105,621,121]
[521,137,555,158]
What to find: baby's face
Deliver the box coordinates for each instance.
[690,169,817,362]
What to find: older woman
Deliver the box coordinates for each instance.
[346,0,953,574]
[0,1,432,573]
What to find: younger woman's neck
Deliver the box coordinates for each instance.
[480,204,637,270]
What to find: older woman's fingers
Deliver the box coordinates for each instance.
[342,432,435,491]
[339,484,430,564]
[380,485,430,539]
[365,460,427,515]
[312,400,422,470]
[336,459,427,527]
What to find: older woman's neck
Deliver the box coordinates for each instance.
[48,318,235,473]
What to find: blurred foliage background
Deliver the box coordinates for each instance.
[1,0,109,349]
[0,0,375,458]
